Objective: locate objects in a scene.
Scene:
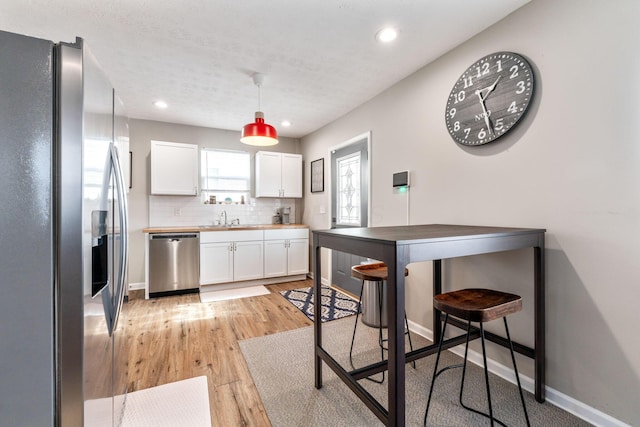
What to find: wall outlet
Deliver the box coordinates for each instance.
[174,208,181,216]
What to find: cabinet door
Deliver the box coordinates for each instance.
[151,140,198,195]
[281,153,302,198]
[233,240,264,281]
[200,242,233,285]
[287,238,309,275]
[264,239,287,278]
[255,151,282,197]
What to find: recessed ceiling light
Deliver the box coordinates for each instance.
[281,120,291,127]
[375,27,398,43]
[153,100,168,109]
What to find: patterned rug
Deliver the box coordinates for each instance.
[279,285,358,322]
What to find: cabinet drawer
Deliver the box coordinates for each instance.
[264,228,309,240]
[200,229,264,243]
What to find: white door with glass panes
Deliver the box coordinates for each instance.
[330,133,369,296]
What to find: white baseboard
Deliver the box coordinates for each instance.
[305,272,331,287]
[128,282,146,291]
[199,275,307,293]
[405,320,630,427]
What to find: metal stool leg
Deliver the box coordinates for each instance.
[348,280,365,371]
[424,313,456,426]
[375,280,385,383]
[504,317,531,427]
[405,312,416,369]
[377,280,416,369]
[349,279,384,384]
[458,321,512,427]
[480,323,496,426]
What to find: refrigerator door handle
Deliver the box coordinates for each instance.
[108,143,129,336]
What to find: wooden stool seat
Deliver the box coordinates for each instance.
[348,261,414,383]
[434,288,522,323]
[425,287,530,426]
[351,262,409,281]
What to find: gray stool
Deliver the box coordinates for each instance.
[349,262,414,384]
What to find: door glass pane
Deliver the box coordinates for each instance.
[336,152,361,226]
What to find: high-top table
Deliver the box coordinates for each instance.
[312,224,546,427]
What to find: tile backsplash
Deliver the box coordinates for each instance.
[149,195,297,227]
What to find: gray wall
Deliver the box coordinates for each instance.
[127,119,301,285]
[300,0,640,424]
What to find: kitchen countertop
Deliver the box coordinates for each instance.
[143,224,309,233]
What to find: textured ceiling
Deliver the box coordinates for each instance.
[0,0,529,138]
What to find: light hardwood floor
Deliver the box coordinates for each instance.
[125,280,313,426]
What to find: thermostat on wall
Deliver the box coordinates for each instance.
[393,171,410,188]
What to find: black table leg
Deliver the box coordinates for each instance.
[314,238,323,389]
[534,244,545,402]
[432,260,443,343]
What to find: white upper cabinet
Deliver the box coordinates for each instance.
[150,140,198,195]
[255,151,302,198]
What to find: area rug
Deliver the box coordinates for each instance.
[279,285,358,322]
[200,285,270,303]
[239,318,591,427]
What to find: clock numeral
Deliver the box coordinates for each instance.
[463,76,474,88]
[478,128,487,139]
[508,101,518,114]
[476,62,490,78]
[496,60,503,72]
[510,65,519,79]
[448,108,457,118]
[495,118,504,131]
[454,121,461,131]
[516,81,526,94]
[464,128,471,139]
[453,90,466,103]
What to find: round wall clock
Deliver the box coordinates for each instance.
[445,51,534,146]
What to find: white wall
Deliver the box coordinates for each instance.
[127,119,301,286]
[300,0,640,424]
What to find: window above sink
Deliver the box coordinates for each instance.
[201,148,250,205]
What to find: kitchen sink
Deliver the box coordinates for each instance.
[198,224,259,230]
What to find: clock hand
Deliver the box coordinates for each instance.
[483,75,502,99]
[480,101,493,134]
[475,90,493,134]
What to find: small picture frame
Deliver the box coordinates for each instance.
[311,158,324,193]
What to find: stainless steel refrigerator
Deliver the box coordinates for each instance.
[0,30,130,426]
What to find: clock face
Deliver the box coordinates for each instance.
[445,52,534,146]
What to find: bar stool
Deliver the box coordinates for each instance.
[349,262,414,384]
[424,288,530,427]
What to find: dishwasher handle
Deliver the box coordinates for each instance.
[150,233,198,240]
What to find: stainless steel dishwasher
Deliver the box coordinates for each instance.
[149,233,199,297]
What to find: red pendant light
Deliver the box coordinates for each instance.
[241,73,278,146]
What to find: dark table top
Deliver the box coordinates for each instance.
[313,224,546,246]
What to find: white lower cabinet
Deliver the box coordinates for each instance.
[200,230,264,285]
[200,242,233,284]
[264,229,309,278]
